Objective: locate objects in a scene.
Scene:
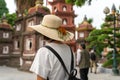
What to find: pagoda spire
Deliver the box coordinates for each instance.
[84,15,87,21]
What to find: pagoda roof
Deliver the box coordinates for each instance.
[80,21,93,28]
[0,22,12,30]
[77,15,94,31]
[76,21,94,31]
[28,5,50,15]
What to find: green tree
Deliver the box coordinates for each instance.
[86,14,120,68]
[0,0,9,18]
[101,14,120,51]
[87,18,93,24]
[86,29,107,56]
[65,0,92,6]
[6,13,17,26]
[101,22,120,68]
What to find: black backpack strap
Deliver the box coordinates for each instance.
[69,47,77,77]
[70,47,74,71]
[45,46,70,75]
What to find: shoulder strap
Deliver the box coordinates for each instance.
[45,46,70,75]
[70,47,74,71]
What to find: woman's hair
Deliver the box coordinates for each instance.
[80,43,86,49]
[44,36,54,42]
[44,36,63,44]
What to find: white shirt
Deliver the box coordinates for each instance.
[30,43,72,80]
[76,49,81,65]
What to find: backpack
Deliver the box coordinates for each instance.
[90,52,96,61]
[45,46,81,80]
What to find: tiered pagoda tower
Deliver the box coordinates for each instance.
[13,0,50,70]
[77,15,94,43]
[0,16,13,66]
[48,0,76,51]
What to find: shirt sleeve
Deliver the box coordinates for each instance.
[76,49,81,65]
[30,47,52,79]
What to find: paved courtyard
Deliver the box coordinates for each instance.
[0,66,36,80]
[0,65,120,80]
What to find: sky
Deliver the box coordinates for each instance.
[5,0,120,29]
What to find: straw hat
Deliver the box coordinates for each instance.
[28,14,74,42]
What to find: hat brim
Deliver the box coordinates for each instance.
[28,25,74,42]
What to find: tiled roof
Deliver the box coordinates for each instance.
[77,21,94,31]
[28,6,50,15]
[0,23,12,30]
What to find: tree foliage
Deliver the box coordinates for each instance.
[86,29,107,56]
[6,13,17,26]
[102,53,120,68]
[65,0,92,6]
[0,0,9,18]
[86,18,93,24]
[86,13,120,68]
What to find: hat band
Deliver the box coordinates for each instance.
[40,24,57,29]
